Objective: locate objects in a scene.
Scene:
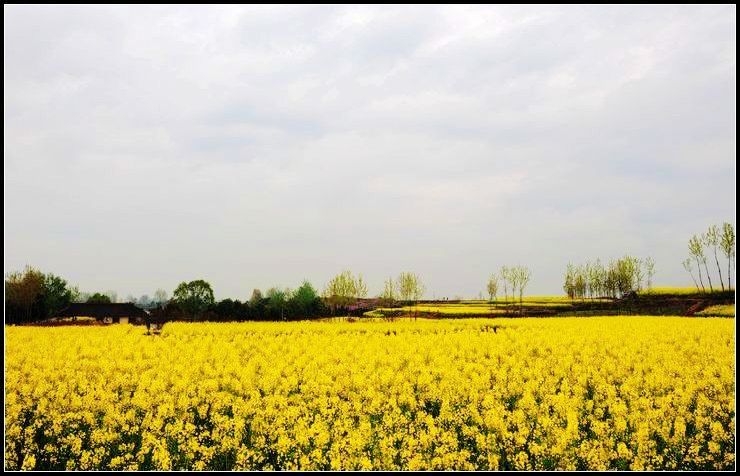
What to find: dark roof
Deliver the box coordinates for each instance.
[55,302,148,318]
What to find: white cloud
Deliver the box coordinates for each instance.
[4,5,735,299]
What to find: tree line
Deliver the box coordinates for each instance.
[379,272,425,305]
[6,267,79,324]
[4,266,171,324]
[486,265,532,314]
[7,222,734,324]
[5,268,427,324]
[563,256,655,300]
[683,223,735,292]
[158,279,328,322]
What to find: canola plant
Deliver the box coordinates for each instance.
[4,317,735,470]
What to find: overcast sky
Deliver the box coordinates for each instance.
[4,5,736,300]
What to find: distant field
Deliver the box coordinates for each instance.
[452,296,609,304]
[696,304,735,317]
[368,296,610,318]
[385,296,588,314]
[368,290,735,319]
[5,317,735,470]
[639,287,732,295]
[370,305,507,317]
[368,302,573,317]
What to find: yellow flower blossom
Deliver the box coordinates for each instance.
[4,317,735,470]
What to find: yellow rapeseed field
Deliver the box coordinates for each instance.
[639,287,731,296]
[4,317,735,470]
[696,305,735,317]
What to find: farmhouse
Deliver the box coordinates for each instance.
[54,302,148,324]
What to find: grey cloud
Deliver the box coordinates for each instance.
[4,5,735,299]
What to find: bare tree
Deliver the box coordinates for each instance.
[500,266,509,304]
[682,258,699,291]
[705,225,724,291]
[688,235,707,292]
[512,266,531,315]
[644,257,655,291]
[633,258,644,292]
[153,289,169,308]
[508,267,520,311]
[381,277,396,305]
[137,294,153,309]
[697,233,714,292]
[104,290,118,303]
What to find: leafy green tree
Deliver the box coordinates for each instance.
[290,281,320,318]
[397,272,424,317]
[608,262,618,298]
[381,277,396,305]
[266,287,289,321]
[563,264,575,299]
[589,260,606,298]
[214,298,246,321]
[68,285,81,303]
[42,273,75,318]
[87,292,112,304]
[324,270,359,315]
[172,280,215,318]
[249,289,266,320]
[76,291,91,303]
[633,258,644,292]
[355,275,368,301]
[397,272,424,302]
[574,265,586,300]
[487,274,498,302]
[5,266,45,322]
[565,256,653,299]
[249,289,263,304]
[689,235,709,292]
[615,257,637,296]
[720,223,735,290]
